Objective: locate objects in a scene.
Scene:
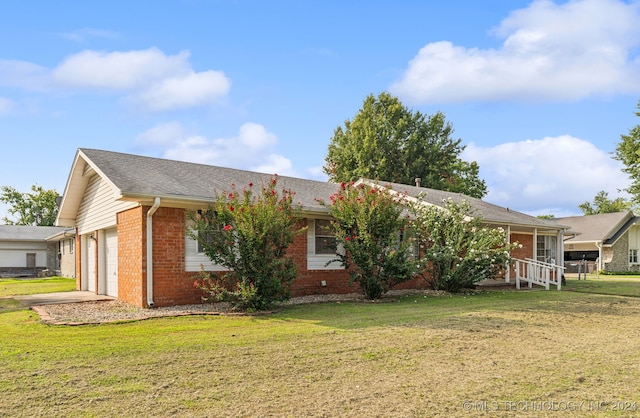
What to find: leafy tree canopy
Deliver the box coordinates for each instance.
[323,92,487,198]
[614,100,640,204]
[578,190,630,215]
[1,184,59,226]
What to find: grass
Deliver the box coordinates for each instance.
[564,273,640,297]
[2,279,640,417]
[0,277,76,297]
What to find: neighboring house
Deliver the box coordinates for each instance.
[0,225,69,277]
[56,148,568,308]
[556,211,640,273]
[45,228,76,278]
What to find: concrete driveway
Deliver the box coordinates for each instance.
[14,291,115,307]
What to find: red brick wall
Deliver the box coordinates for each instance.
[116,207,538,308]
[288,219,429,296]
[147,207,203,307]
[509,233,533,279]
[117,206,145,306]
[288,219,354,296]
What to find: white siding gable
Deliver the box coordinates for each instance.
[75,174,137,235]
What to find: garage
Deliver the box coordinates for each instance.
[85,235,96,292]
[104,228,118,297]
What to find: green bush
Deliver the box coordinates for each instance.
[187,176,304,311]
[319,181,418,299]
[410,198,519,292]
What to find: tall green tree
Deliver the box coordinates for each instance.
[323,92,487,198]
[0,184,59,226]
[578,190,630,215]
[614,100,640,204]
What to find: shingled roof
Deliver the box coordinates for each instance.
[359,179,565,231]
[57,148,565,232]
[87,148,339,210]
[0,225,69,241]
[556,211,637,245]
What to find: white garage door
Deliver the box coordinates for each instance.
[105,228,118,297]
[86,236,96,292]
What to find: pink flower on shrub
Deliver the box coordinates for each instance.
[223,224,233,231]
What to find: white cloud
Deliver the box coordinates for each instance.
[0,97,12,114]
[135,70,230,111]
[390,0,640,104]
[251,154,293,176]
[52,48,191,90]
[463,135,630,217]
[306,165,329,181]
[137,122,295,175]
[0,59,51,91]
[136,122,185,146]
[2,47,230,111]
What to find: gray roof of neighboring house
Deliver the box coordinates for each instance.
[0,225,69,242]
[59,148,564,232]
[555,211,636,245]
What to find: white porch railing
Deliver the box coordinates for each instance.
[514,258,565,290]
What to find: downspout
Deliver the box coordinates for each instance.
[147,197,161,307]
[595,240,602,277]
[505,225,511,283]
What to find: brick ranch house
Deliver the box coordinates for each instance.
[55,148,568,308]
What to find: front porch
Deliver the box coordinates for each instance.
[476,258,565,291]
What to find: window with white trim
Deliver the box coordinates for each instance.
[314,219,337,255]
[307,219,344,270]
[185,219,226,272]
[537,235,557,264]
[630,249,638,264]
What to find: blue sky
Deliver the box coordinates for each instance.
[1,0,639,222]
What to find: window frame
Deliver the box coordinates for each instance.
[307,218,344,270]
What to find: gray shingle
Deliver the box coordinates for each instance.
[556,212,633,243]
[80,148,565,230]
[0,225,69,241]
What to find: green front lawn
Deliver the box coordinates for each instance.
[1,279,640,416]
[564,274,640,297]
[0,277,76,297]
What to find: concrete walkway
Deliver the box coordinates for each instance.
[14,291,115,307]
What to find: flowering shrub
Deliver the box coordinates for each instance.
[410,198,519,292]
[187,176,304,311]
[319,181,417,299]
